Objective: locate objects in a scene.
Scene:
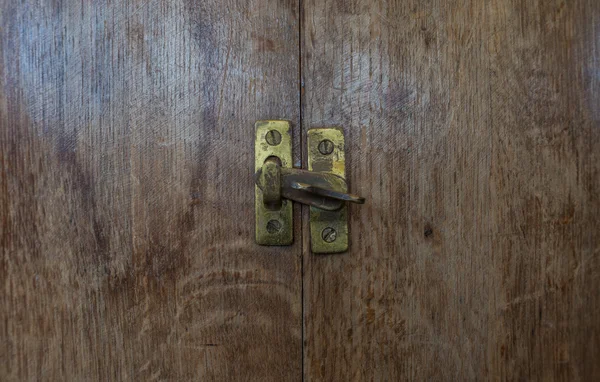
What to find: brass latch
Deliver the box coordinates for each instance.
[254,120,365,253]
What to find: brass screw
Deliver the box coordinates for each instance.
[266,219,282,234]
[318,139,334,155]
[265,130,282,146]
[321,227,337,242]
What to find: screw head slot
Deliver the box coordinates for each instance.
[321,227,337,242]
[266,219,282,234]
[265,130,282,146]
[318,139,334,155]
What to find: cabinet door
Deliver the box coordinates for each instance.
[0,1,301,380]
[301,0,600,380]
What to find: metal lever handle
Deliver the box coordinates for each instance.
[255,160,365,211]
[290,182,365,204]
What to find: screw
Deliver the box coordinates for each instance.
[321,227,337,243]
[265,130,282,146]
[318,139,334,155]
[266,219,282,234]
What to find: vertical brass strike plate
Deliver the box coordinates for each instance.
[255,120,293,245]
[307,128,348,254]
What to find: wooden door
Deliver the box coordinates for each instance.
[302,0,600,380]
[1,0,302,380]
[2,0,599,381]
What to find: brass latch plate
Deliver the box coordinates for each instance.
[255,120,293,245]
[255,122,356,252]
[307,128,348,253]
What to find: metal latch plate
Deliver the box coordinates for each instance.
[308,128,348,253]
[255,120,293,245]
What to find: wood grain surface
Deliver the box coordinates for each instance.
[302,0,600,380]
[2,0,599,380]
[0,0,301,380]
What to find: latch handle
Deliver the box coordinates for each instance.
[255,162,365,211]
[290,182,365,205]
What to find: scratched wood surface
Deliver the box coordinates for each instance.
[302,0,600,380]
[0,0,301,380]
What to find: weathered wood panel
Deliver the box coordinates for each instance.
[0,0,301,380]
[302,0,600,380]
